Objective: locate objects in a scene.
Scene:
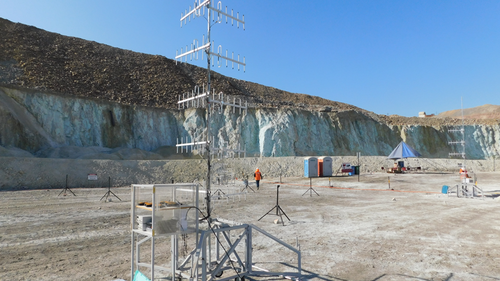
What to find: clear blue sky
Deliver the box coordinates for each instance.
[1,0,499,117]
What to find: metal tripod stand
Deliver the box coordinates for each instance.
[258,185,290,226]
[302,178,320,197]
[58,175,76,196]
[241,179,255,192]
[100,177,121,201]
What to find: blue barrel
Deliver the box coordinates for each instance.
[442,185,449,194]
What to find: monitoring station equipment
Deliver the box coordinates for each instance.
[130,1,302,280]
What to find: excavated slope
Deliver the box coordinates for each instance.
[436,104,500,120]
[0,17,361,113]
[2,17,499,126]
[1,17,500,161]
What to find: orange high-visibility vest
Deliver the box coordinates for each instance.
[254,170,261,180]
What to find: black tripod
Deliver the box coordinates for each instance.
[100,177,121,201]
[241,179,255,192]
[302,178,320,197]
[258,185,290,226]
[213,188,226,197]
[58,175,76,197]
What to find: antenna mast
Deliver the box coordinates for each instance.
[175,0,246,219]
[449,97,466,164]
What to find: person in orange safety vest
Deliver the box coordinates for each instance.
[459,168,469,179]
[254,168,262,190]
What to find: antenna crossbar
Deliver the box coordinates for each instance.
[209,50,246,71]
[176,135,208,153]
[178,86,248,113]
[449,152,466,158]
[178,92,208,103]
[176,40,246,71]
[177,135,246,159]
[209,97,247,111]
[210,6,245,27]
[180,0,245,28]
[213,142,246,159]
[178,92,208,109]
[177,141,208,147]
[180,0,210,23]
[175,42,210,61]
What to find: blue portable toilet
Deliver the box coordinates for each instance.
[304,157,318,178]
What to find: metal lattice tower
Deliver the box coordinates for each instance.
[175,0,247,219]
[448,97,466,162]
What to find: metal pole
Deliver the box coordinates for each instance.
[205,1,212,219]
[131,185,136,280]
[309,178,312,197]
[357,152,360,182]
[246,226,253,274]
[151,186,156,281]
[461,97,466,166]
[172,234,178,281]
[276,185,280,215]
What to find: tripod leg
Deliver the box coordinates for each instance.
[277,205,291,221]
[100,187,110,201]
[241,185,255,193]
[301,188,310,196]
[312,188,320,196]
[258,206,278,221]
[58,188,65,196]
[66,188,76,196]
[277,208,285,226]
[109,190,122,201]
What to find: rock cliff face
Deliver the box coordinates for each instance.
[1,85,499,159]
[0,17,359,112]
[1,17,499,160]
[436,104,500,120]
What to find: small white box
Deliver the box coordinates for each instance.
[137,215,152,231]
[462,178,473,184]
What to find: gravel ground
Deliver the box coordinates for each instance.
[1,172,500,281]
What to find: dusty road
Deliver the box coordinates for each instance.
[1,172,500,281]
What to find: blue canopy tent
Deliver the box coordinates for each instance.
[387,141,421,160]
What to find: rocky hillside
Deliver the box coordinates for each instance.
[0,17,361,112]
[2,17,499,126]
[436,104,500,120]
[1,17,500,161]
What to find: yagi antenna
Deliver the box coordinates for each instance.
[176,0,246,72]
[175,0,247,219]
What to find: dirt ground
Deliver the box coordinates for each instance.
[1,171,500,281]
